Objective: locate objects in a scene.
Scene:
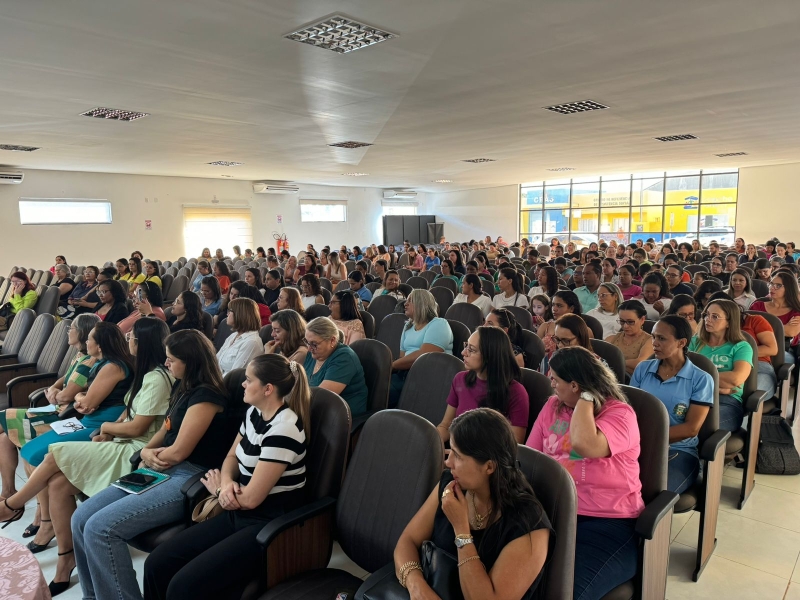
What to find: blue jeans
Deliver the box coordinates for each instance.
[756,361,777,401]
[388,370,408,408]
[668,449,700,494]
[719,394,744,432]
[574,516,638,600]
[72,461,203,600]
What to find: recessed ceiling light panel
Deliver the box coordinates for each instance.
[81,107,149,122]
[462,158,496,164]
[715,152,748,157]
[207,161,244,167]
[654,134,698,142]
[546,167,575,171]
[543,100,608,115]
[343,172,369,176]
[285,15,397,54]
[0,144,39,152]
[433,179,453,183]
[329,141,373,149]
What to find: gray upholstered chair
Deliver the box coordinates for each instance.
[444,302,483,332]
[397,351,465,425]
[0,313,56,395]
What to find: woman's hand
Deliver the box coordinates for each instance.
[201,469,223,496]
[137,298,153,316]
[653,299,665,313]
[44,386,59,404]
[219,481,242,511]
[532,315,544,326]
[73,398,95,415]
[264,340,279,354]
[407,574,442,600]
[92,433,114,442]
[141,447,170,471]
[441,481,470,535]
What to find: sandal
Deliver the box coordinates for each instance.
[48,549,75,597]
[0,498,24,529]
[27,519,54,553]
[22,503,41,538]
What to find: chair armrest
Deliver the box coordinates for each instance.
[635,490,679,539]
[256,496,337,547]
[0,363,38,392]
[90,428,101,438]
[8,372,58,408]
[0,355,19,366]
[181,472,206,496]
[744,389,769,414]
[777,363,794,381]
[355,563,403,600]
[129,450,142,467]
[58,406,79,420]
[29,388,48,408]
[0,361,35,373]
[699,429,732,462]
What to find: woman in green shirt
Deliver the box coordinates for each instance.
[433,259,462,287]
[0,271,38,330]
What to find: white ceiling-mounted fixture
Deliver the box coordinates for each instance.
[0,171,24,184]
[284,14,397,54]
[253,182,300,194]
[383,190,417,200]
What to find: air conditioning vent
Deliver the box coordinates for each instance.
[0,171,24,184]
[383,190,417,200]
[253,183,300,194]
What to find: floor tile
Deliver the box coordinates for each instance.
[674,509,800,578]
[328,540,369,579]
[720,475,800,533]
[671,511,695,542]
[792,552,800,583]
[786,581,800,600]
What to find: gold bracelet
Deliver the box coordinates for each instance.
[457,555,483,568]
[399,563,422,588]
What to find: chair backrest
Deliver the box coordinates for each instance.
[642,319,656,334]
[366,295,398,336]
[0,280,9,305]
[517,446,577,600]
[507,305,534,332]
[214,320,234,352]
[520,329,545,371]
[431,277,458,296]
[365,282,382,294]
[201,312,214,340]
[396,254,411,268]
[320,288,332,304]
[376,313,407,360]
[335,280,350,293]
[337,410,443,572]
[165,275,189,303]
[419,271,437,285]
[360,310,375,339]
[161,273,174,299]
[620,385,670,503]
[35,318,72,374]
[519,368,553,436]
[17,313,57,364]
[591,339,627,383]
[350,339,392,413]
[57,346,79,377]
[397,351,465,424]
[318,277,333,292]
[429,286,455,317]
[306,387,352,500]
[686,352,721,444]
[1,309,36,357]
[578,313,604,339]
[259,324,273,345]
[684,264,708,275]
[406,276,429,290]
[751,279,770,301]
[446,319,471,358]
[397,283,413,298]
[117,280,130,295]
[304,303,331,321]
[444,302,483,332]
[33,286,60,316]
[221,369,249,442]
[397,268,413,283]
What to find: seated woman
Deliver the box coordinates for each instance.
[167,290,205,333]
[422,247,441,271]
[397,409,551,600]
[665,294,701,335]
[325,252,348,285]
[262,269,284,307]
[438,327,529,444]
[216,298,265,376]
[586,283,624,339]
[200,276,223,316]
[528,346,643,599]
[630,316,714,494]
[143,354,310,600]
[449,249,467,277]
[689,299,754,432]
[299,273,325,310]
[284,256,300,285]
[617,264,642,301]
[143,260,163,288]
[238,284,271,326]
[329,290,366,345]
[213,261,232,295]
[0,319,173,596]
[0,313,99,540]
[491,268,529,309]
[126,257,147,296]
[708,257,729,287]
[243,268,263,292]
[94,279,130,324]
[53,264,76,317]
[265,309,309,364]
[215,248,226,262]
[198,248,213,261]
[693,280,722,311]
[635,272,673,320]
[50,255,68,275]
[373,270,406,301]
[0,271,38,331]
[66,266,102,317]
[453,274,493,318]
[277,286,305,316]
[739,244,759,265]
[753,258,772,282]
[601,257,619,284]
[434,259,461,287]
[302,317,368,417]
[485,309,527,369]
[390,289,454,407]
[118,281,166,334]
[528,265,559,299]
[347,270,372,307]
[72,330,230,600]
[605,300,653,377]
[214,281,245,328]
[750,271,800,360]
[114,258,132,282]
[726,268,757,310]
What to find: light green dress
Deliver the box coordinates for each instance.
[50,368,174,497]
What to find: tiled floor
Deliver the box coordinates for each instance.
[4,416,800,599]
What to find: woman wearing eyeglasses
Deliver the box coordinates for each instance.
[586,283,623,339]
[94,279,130,325]
[603,300,653,377]
[749,272,800,360]
[665,294,700,335]
[689,299,754,432]
[302,317,368,417]
[329,290,366,345]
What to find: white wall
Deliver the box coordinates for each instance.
[737,163,800,244]
[428,185,519,243]
[0,169,426,275]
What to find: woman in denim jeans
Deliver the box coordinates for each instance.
[72,330,232,600]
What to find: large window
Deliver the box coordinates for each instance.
[382,202,418,216]
[520,170,738,247]
[183,206,253,257]
[19,199,112,224]
[300,200,347,222]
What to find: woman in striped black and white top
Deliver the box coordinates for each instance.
[143,354,311,600]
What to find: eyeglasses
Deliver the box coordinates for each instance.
[676,312,696,321]
[597,293,614,298]
[769,282,784,289]
[554,336,577,347]
[665,273,680,279]
[702,313,726,322]
[303,338,328,350]
[97,290,107,296]
[616,319,638,327]
[462,342,479,355]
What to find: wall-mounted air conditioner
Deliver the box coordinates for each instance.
[0,171,24,184]
[383,190,417,200]
[253,183,299,194]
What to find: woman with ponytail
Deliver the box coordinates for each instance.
[395,408,552,600]
[144,354,310,600]
[491,267,529,309]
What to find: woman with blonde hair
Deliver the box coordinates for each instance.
[325,251,348,285]
[586,282,623,338]
[276,287,305,316]
[216,298,264,375]
[266,310,308,364]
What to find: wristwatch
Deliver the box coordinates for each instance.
[579,392,595,403]
[454,534,474,548]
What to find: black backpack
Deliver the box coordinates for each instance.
[756,413,800,475]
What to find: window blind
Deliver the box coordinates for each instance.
[183,206,253,257]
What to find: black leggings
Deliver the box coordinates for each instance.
[143,512,265,600]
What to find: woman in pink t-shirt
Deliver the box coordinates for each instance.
[438,327,529,444]
[527,346,644,600]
